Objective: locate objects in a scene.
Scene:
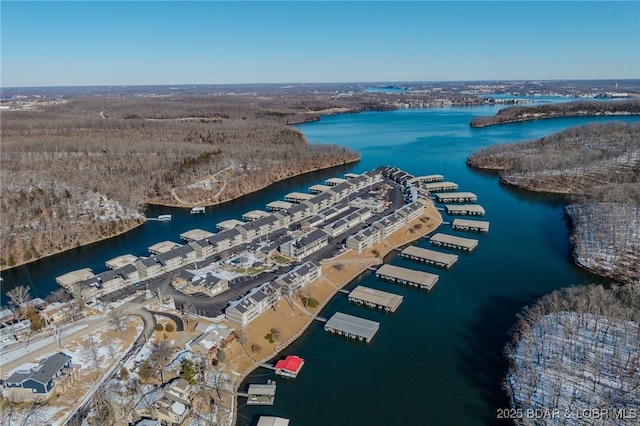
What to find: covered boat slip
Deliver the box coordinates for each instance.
[434,192,478,203]
[452,218,490,233]
[400,245,458,269]
[348,285,403,313]
[375,263,439,290]
[284,192,315,203]
[422,181,459,192]
[429,233,478,252]
[445,204,486,216]
[266,200,294,211]
[407,174,444,184]
[324,312,380,343]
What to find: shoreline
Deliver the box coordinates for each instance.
[1,158,359,274]
[0,219,145,273]
[222,202,443,425]
[147,158,360,209]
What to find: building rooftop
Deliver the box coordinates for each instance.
[325,312,380,341]
[180,228,215,242]
[6,352,71,387]
[242,210,270,221]
[445,204,486,215]
[148,240,182,254]
[401,246,459,267]
[216,219,245,231]
[55,268,94,287]
[349,285,403,312]
[105,254,139,269]
[430,233,479,250]
[376,264,439,289]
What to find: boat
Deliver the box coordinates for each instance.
[157,214,172,221]
[190,206,205,214]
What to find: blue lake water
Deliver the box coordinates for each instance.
[2,104,639,425]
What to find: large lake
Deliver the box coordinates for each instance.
[2,103,638,425]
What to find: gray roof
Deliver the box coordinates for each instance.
[291,228,328,249]
[118,263,138,278]
[6,352,71,386]
[325,312,379,340]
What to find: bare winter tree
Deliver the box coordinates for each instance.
[6,285,32,312]
[107,309,127,333]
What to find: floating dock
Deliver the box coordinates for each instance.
[348,285,403,313]
[245,382,277,405]
[190,206,205,214]
[325,177,348,186]
[216,219,245,231]
[274,355,304,378]
[345,173,360,179]
[266,200,294,211]
[55,268,94,289]
[284,192,315,203]
[242,210,270,221]
[430,233,478,252]
[324,312,380,343]
[309,184,331,194]
[408,174,444,184]
[180,228,215,242]
[435,192,478,203]
[375,264,439,290]
[452,218,490,233]
[400,246,458,269]
[105,254,139,270]
[257,417,290,426]
[148,240,181,255]
[445,204,486,216]
[423,181,459,192]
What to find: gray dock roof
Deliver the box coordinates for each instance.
[434,192,478,201]
[401,246,459,268]
[376,264,439,289]
[55,268,94,287]
[430,233,479,250]
[423,181,459,191]
[216,219,245,230]
[242,210,270,221]
[349,286,403,312]
[284,192,315,202]
[452,218,490,232]
[445,204,486,215]
[180,228,215,242]
[105,254,139,269]
[325,312,380,341]
[148,240,182,254]
[267,200,294,210]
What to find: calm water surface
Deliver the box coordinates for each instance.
[2,106,638,425]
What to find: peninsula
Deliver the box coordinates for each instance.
[470,99,640,128]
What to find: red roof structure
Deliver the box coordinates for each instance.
[274,355,304,377]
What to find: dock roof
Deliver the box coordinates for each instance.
[401,246,459,268]
[247,383,277,396]
[180,228,215,242]
[452,218,490,232]
[216,219,245,230]
[266,200,294,210]
[55,268,94,287]
[105,254,139,269]
[148,240,182,254]
[423,181,459,190]
[434,191,477,200]
[284,192,315,201]
[349,285,403,312]
[309,184,331,193]
[242,210,270,221]
[325,177,348,185]
[376,264,439,289]
[257,417,290,426]
[325,312,380,341]
[430,233,479,250]
[445,204,486,215]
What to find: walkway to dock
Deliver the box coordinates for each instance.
[452,218,490,232]
[429,233,478,252]
[400,245,458,269]
[375,264,439,290]
[348,285,403,312]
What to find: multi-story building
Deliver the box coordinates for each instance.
[279,229,329,261]
[225,282,281,327]
[274,261,321,295]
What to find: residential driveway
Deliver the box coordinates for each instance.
[149,310,184,331]
[119,302,156,345]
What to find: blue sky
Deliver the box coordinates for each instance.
[1,1,639,87]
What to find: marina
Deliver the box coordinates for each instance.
[422,181,459,192]
[348,285,403,313]
[400,246,458,269]
[324,312,380,343]
[375,264,439,290]
[445,204,486,216]
[434,192,478,203]
[429,233,479,252]
[452,218,490,233]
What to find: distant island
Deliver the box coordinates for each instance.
[467,121,640,284]
[470,99,640,128]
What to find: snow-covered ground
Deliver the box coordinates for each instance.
[506,311,639,426]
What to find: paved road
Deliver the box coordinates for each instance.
[149,310,184,331]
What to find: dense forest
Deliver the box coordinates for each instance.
[467,122,640,284]
[0,96,359,269]
[470,99,640,127]
[505,285,640,425]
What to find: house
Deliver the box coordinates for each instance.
[225,283,281,327]
[135,378,192,425]
[274,261,321,295]
[4,352,73,394]
[190,324,235,356]
[279,229,329,261]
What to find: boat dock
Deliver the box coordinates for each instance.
[430,233,478,252]
[242,210,270,221]
[348,285,403,313]
[309,184,331,194]
[407,174,444,184]
[148,240,181,255]
[325,177,348,186]
[375,264,439,290]
[400,246,458,269]
[445,204,486,216]
[216,219,245,231]
[423,181,459,192]
[241,382,277,405]
[452,218,490,233]
[434,192,478,203]
[324,312,380,343]
[180,228,215,242]
[284,192,315,203]
[190,206,205,214]
[266,200,294,211]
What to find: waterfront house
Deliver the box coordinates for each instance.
[225,282,280,327]
[279,229,329,261]
[250,215,280,238]
[4,352,73,394]
[190,324,235,357]
[274,261,321,295]
[118,263,140,284]
[135,378,192,425]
